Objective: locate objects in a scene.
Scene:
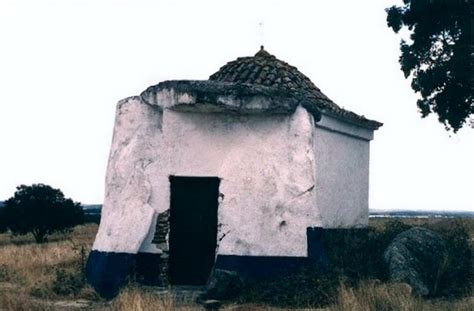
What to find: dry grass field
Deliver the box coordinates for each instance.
[0,218,472,310]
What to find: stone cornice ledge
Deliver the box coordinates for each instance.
[140,80,315,116]
[316,112,375,141]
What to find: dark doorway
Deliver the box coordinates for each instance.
[169,176,220,285]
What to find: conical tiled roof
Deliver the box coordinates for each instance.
[210,47,382,129]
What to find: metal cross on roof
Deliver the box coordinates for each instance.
[258,21,264,47]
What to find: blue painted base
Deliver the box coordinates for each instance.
[214,255,314,281]
[86,227,326,298]
[86,250,135,299]
[307,227,327,266]
[135,252,163,286]
[213,227,326,281]
[86,251,163,298]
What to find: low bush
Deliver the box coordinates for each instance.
[322,219,472,297]
[425,219,473,297]
[51,268,85,296]
[238,265,340,308]
[0,264,10,282]
[230,219,472,307]
[321,220,410,283]
[29,279,54,299]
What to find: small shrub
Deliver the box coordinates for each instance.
[238,265,340,308]
[76,284,102,301]
[322,219,472,298]
[0,207,8,233]
[235,220,433,307]
[321,225,400,283]
[426,220,473,297]
[382,220,412,240]
[29,279,54,299]
[51,268,85,296]
[0,264,10,281]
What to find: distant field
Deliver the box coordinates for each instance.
[369,209,474,218]
[0,218,472,310]
[80,204,474,219]
[371,217,474,237]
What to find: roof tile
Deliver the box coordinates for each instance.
[209,46,382,129]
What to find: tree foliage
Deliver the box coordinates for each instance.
[386,0,472,132]
[0,203,7,233]
[2,184,84,243]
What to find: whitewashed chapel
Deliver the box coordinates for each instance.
[86,47,382,297]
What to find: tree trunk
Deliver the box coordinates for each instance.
[32,229,47,243]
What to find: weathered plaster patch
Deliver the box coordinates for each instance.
[154,105,320,256]
[92,97,163,253]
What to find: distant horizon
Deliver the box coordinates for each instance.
[1,199,471,213]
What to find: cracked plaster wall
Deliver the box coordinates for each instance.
[160,105,320,257]
[92,96,163,253]
[92,88,375,257]
[92,93,321,257]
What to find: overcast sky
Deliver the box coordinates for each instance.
[0,0,472,211]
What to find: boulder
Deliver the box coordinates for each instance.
[384,227,447,296]
[204,269,243,300]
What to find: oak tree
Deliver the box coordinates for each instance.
[386,0,472,132]
[3,184,84,243]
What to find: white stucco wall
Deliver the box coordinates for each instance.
[93,85,377,257]
[93,94,321,257]
[159,106,320,257]
[313,113,371,228]
[92,96,163,253]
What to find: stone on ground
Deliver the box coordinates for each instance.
[384,227,447,296]
[204,269,244,300]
